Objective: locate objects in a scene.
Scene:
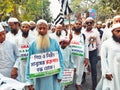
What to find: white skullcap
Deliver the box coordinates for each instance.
[29,21,36,24]
[37,19,47,25]
[21,21,30,26]
[0,23,4,32]
[97,21,102,24]
[113,15,120,20]
[102,23,106,25]
[8,17,19,23]
[59,36,69,43]
[85,17,94,22]
[111,23,120,31]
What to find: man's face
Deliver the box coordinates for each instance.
[21,24,30,37]
[8,22,17,30]
[74,21,82,33]
[74,21,82,29]
[37,23,48,36]
[0,31,6,43]
[21,24,30,33]
[85,20,94,31]
[114,18,120,24]
[8,22,18,34]
[55,25,63,37]
[112,27,120,43]
[97,24,102,29]
[30,23,36,30]
[60,41,68,49]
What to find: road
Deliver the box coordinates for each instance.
[65,61,101,90]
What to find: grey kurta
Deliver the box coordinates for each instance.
[0,40,20,77]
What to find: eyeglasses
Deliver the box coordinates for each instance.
[86,22,93,25]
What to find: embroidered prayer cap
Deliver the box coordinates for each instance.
[37,19,47,25]
[0,23,4,32]
[8,17,19,23]
[111,23,120,31]
[21,21,30,26]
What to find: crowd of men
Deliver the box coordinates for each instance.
[0,15,120,90]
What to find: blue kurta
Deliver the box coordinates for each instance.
[26,37,64,90]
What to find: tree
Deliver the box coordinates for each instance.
[0,0,52,22]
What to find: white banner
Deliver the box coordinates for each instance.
[30,51,60,79]
[70,41,84,57]
[19,44,29,60]
[61,68,74,86]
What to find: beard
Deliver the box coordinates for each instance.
[11,29,18,35]
[36,34,50,50]
[74,28,82,33]
[21,30,29,38]
[56,30,61,37]
[31,27,36,31]
[112,34,120,43]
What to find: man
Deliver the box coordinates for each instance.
[70,19,89,90]
[6,17,21,44]
[0,23,20,79]
[82,17,101,90]
[26,19,64,90]
[102,15,120,42]
[113,15,120,24]
[0,21,9,33]
[16,21,35,83]
[96,23,120,90]
[29,21,37,36]
[59,36,74,90]
[50,24,66,44]
[96,21,103,39]
[29,21,36,31]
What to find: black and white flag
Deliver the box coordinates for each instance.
[53,0,72,25]
[53,9,64,25]
[60,0,72,15]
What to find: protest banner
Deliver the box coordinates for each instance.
[19,44,29,61]
[70,41,84,57]
[61,69,74,86]
[29,51,60,79]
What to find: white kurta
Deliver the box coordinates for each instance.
[101,28,112,43]
[96,38,120,90]
[49,30,66,44]
[0,40,20,77]
[6,31,21,45]
[16,34,35,82]
[70,33,89,85]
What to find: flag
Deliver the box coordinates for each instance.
[53,9,64,25]
[60,0,72,15]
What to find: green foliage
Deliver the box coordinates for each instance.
[70,0,120,22]
[0,0,52,22]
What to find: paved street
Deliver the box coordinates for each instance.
[65,61,101,90]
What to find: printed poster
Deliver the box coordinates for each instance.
[30,51,60,79]
[61,69,74,86]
